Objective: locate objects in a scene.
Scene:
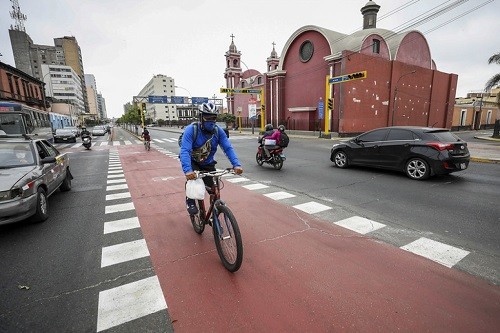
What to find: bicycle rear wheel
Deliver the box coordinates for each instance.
[190,200,205,234]
[213,205,243,272]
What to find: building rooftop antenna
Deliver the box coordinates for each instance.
[10,0,27,32]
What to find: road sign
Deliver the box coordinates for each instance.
[148,96,169,103]
[192,97,209,105]
[318,100,324,120]
[328,71,367,84]
[220,88,262,94]
[248,103,257,118]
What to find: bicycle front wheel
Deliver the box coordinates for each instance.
[213,205,243,272]
[190,200,205,234]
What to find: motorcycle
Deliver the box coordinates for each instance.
[256,144,286,170]
[82,136,92,150]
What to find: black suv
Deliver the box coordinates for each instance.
[330,126,470,180]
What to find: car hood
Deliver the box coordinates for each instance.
[0,166,37,191]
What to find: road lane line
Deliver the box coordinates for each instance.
[264,191,296,200]
[106,184,129,191]
[105,192,131,201]
[105,202,135,214]
[107,173,124,178]
[401,237,470,268]
[225,177,249,183]
[242,183,269,190]
[101,239,149,267]
[96,275,167,332]
[103,217,140,234]
[335,216,386,234]
[107,179,127,184]
[293,201,332,214]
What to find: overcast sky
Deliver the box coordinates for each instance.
[1,0,499,119]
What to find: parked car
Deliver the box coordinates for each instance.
[92,126,107,136]
[0,135,72,225]
[330,126,470,180]
[54,128,77,143]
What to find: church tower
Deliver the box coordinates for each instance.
[266,42,279,72]
[224,34,242,115]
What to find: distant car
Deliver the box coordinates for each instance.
[330,126,470,180]
[92,126,107,136]
[54,128,77,143]
[0,136,72,225]
[65,126,80,137]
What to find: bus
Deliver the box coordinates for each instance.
[0,101,54,143]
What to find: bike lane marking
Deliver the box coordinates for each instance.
[118,145,500,332]
[96,149,170,332]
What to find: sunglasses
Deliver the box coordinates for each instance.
[203,116,217,121]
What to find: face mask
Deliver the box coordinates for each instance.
[203,121,216,132]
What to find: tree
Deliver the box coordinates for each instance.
[485,52,500,92]
[217,113,236,128]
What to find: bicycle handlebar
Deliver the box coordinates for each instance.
[195,168,235,178]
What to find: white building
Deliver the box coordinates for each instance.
[41,64,85,115]
[137,74,177,123]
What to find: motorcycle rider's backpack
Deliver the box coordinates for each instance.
[178,122,220,147]
[278,131,290,147]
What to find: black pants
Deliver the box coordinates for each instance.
[191,161,216,192]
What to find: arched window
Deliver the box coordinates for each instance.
[241,81,245,88]
[257,77,262,85]
[372,39,380,54]
[233,59,238,67]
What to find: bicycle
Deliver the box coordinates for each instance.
[144,139,151,151]
[189,168,243,272]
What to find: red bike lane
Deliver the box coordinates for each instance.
[117,145,500,332]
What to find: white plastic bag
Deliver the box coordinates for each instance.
[264,139,276,145]
[186,178,205,200]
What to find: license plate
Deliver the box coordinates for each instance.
[63,138,68,141]
[460,163,466,169]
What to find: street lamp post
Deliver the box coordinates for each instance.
[175,85,193,124]
[392,70,416,126]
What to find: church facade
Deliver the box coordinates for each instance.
[224,1,458,136]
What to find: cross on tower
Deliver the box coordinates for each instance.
[230,33,235,42]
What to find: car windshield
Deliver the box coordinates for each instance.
[55,129,73,135]
[0,142,36,168]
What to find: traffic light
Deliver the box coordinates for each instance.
[327,98,333,110]
[141,103,146,110]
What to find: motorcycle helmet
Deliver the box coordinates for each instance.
[265,124,273,131]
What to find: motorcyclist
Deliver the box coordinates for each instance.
[179,102,243,215]
[81,127,91,139]
[260,124,281,160]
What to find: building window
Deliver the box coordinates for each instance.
[241,81,245,88]
[486,110,492,124]
[299,40,314,62]
[257,77,262,84]
[233,59,238,67]
[460,109,467,126]
[372,39,380,54]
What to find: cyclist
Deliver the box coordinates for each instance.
[141,126,151,146]
[180,102,243,215]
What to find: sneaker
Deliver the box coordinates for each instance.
[186,198,198,215]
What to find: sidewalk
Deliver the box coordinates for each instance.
[145,125,500,163]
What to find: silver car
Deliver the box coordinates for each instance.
[0,137,72,225]
[92,126,107,136]
[54,128,77,143]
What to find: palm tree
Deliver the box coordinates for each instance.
[485,52,500,91]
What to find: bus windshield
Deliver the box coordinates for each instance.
[0,102,53,142]
[0,113,29,135]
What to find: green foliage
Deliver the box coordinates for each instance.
[118,105,142,125]
[218,113,236,124]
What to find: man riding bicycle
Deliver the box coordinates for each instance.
[179,102,243,215]
[141,126,151,143]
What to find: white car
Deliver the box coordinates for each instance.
[91,126,107,136]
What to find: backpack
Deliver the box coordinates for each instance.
[178,122,220,147]
[278,131,289,147]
